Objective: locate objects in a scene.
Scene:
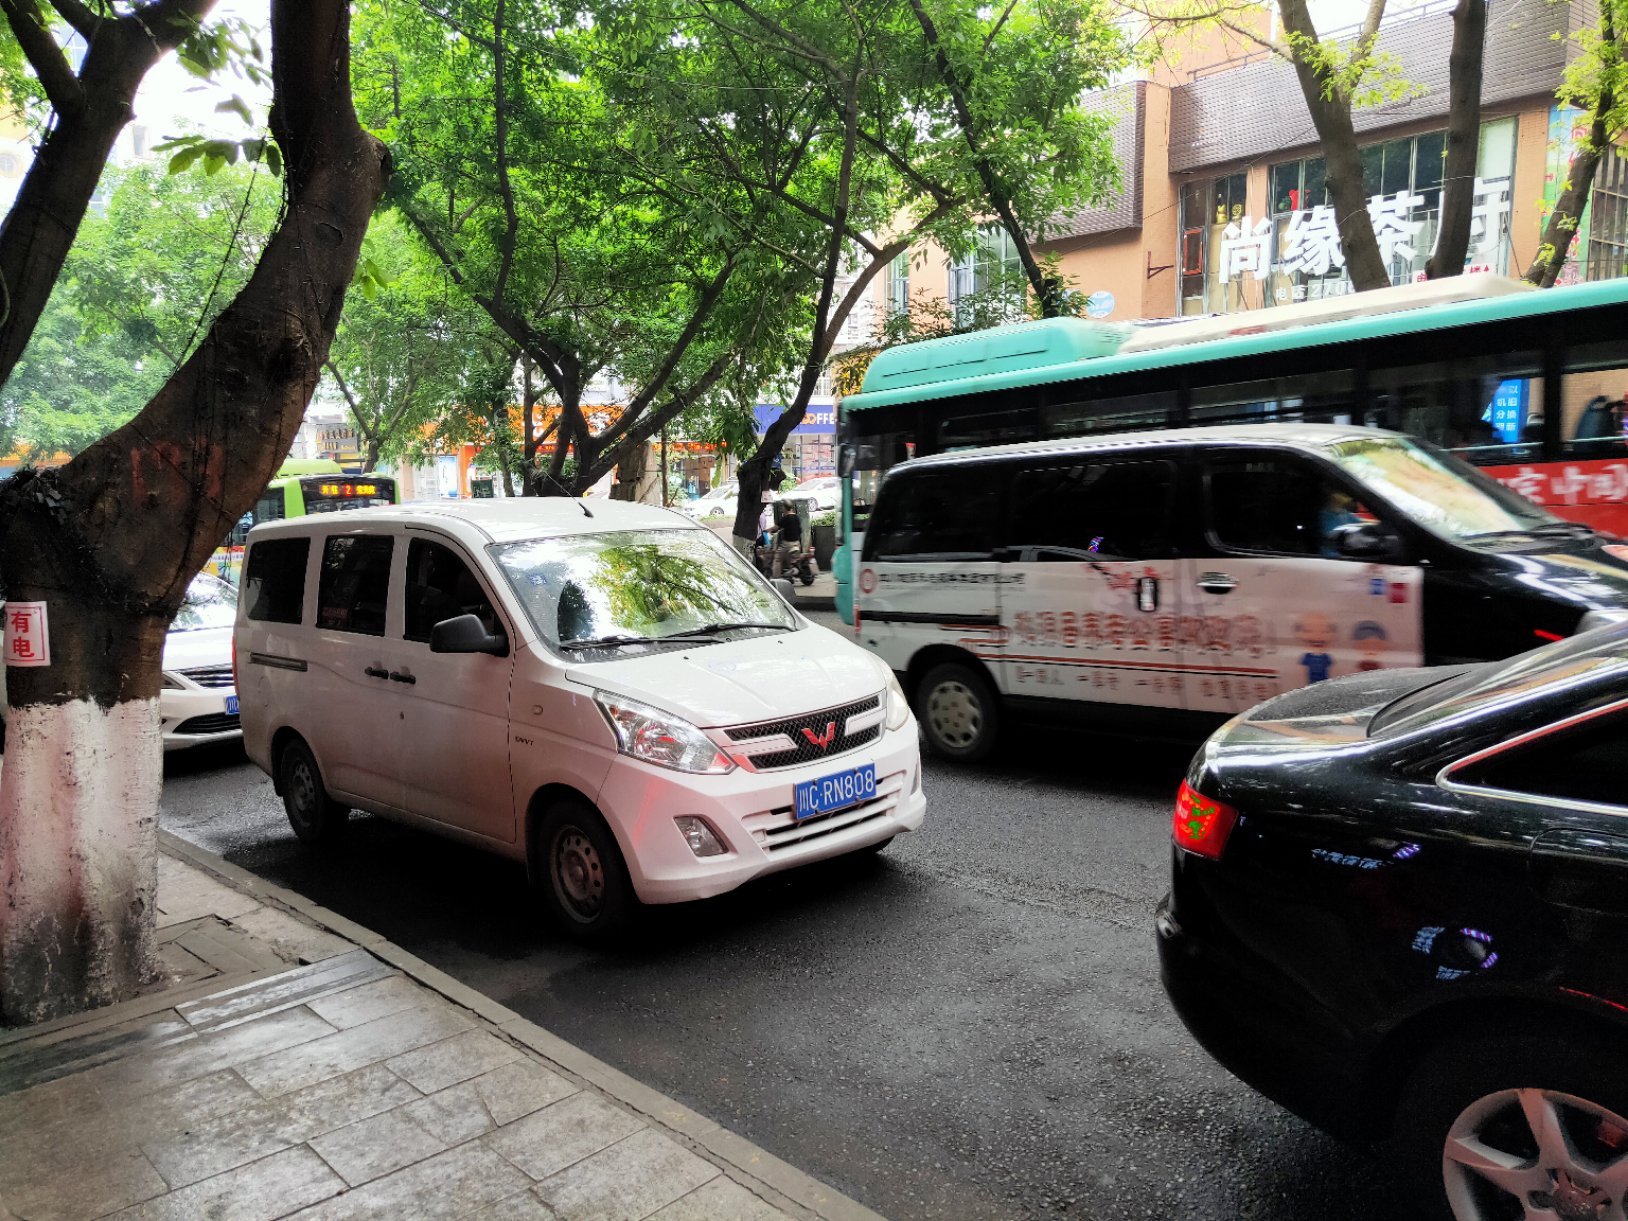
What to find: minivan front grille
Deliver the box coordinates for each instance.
[743,770,904,852]
[179,664,235,689]
[724,694,882,770]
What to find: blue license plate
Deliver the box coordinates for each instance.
[795,763,876,821]
[226,695,240,716]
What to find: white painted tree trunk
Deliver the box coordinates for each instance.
[0,699,161,1024]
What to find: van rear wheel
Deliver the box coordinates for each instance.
[535,800,636,941]
[916,661,999,763]
[279,739,349,845]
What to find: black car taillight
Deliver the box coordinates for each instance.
[1172,780,1238,860]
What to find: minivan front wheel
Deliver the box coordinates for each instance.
[536,800,635,940]
[279,738,349,845]
[917,661,999,762]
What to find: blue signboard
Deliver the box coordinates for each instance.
[1483,379,1528,443]
[753,404,837,436]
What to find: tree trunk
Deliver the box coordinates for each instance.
[1277,0,1392,292]
[0,0,389,1025]
[364,440,381,471]
[1523,40,1616,287]
[611,441,647,502]
[1426,0,1487,279]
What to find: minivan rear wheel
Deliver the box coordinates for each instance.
[536,800,635,940]
[916,661,999,762]
[279,738,349,845]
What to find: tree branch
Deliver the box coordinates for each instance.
[2,0,83,114]
[46,0,99,38]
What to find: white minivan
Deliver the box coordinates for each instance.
[855,424,1628,761]
[235,499,924,936]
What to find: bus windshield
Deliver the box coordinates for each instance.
[1323,435,1562,544]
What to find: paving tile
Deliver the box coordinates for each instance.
[403,1078,501,1145]
[272,1062,424,1143]
[306,974,424,1030]
[141,1094,293,1188]
[471,1188,563,1219]
[535,1129,719,1221]
[177,951,391,1032]
[114,1005,338,1093]
[470,1060,581,1127]
[237,1003,473,1098]
[289,1140,532,1221]
[386,1029,524,1094]
[156,869,263,926]
[309,1107,449,1187]
[229,905,354,964]
[113,1146,345,1221]
[486,1093,645,1182]
[0,1145,167,1221]
[645,1177,793,1221]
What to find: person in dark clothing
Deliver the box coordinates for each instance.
[772,504,804,577]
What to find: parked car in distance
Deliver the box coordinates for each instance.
[681,480,740,520]
[1158,617,1628,1221]
[161,572,242,750]
[793,476,840,511]
[234,499,925,938]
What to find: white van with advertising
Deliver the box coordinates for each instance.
[234,499,923,937]
[853,424,1628,761]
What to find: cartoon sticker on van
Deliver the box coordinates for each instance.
[1296,612,1337,683]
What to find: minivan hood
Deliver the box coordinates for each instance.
[1490,546,1628,610]
[162,626,232,673]
[563,624,883,727]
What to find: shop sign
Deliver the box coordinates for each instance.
[1218,179,1512,285]
[753,405,837,435]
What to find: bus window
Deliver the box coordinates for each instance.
[851,434,914,533]
[1369,355,1539,465]
[1043,391,1172,437]
[1560,360,1628,461]
[1190,371,1354,428]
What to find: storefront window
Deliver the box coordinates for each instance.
[1179,172,1248,314]
[1586,150,1628,283]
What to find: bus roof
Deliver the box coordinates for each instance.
[844,275,1628,413]
[274,458,346,479]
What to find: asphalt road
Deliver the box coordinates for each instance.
[159,609,1407,1220]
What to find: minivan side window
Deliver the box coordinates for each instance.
[1007,461,1175,561]
[1207,455,1376,558]
[316,535,393,636]
[404,539,503,643]
[244,537,309,624]
[864,466,1006,561]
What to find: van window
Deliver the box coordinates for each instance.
[405,539,501,642]
[1207,455,1375,558]
[864,466,1005,561]
[316,535,393,636]
[244,537,309,624]
[1008,461,1175,561]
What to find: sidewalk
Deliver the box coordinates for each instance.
[0,834,883,1221]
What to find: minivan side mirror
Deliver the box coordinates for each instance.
[1334,521,1406,563]
[837,444,856,479]
[772,577,796,606]
[430,613,508,656]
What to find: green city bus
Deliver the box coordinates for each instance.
[205,458,399,584]
[834,275,1628,622]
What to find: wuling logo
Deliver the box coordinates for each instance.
[801,721,837,750]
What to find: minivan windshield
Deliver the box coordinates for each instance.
[492,527,796,651]
[1324,435,1566,545]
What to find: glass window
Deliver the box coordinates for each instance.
[948,226,1025,325]
[491,527,794,650]
[849,430,916,533]
[864,466,1007,561]
[404,539,503,643]
[244,537,309,624]
[1413,130,1446,211]
[1367,354,1541,465]
[1561,359,1628,460]
[1209,455,1379,557]
[1587,150,1628,283]
[1455,713,1628,808]
[173,573,238,632]
[1007,461,1175,561]
[1323,435,1561,543]
[316,535,393,636]
[1043,391,1172,437]
[884,252,910,317]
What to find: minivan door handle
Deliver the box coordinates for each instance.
[388,672,417,685]
[1197,572,1236,595]
[363,666,390,680]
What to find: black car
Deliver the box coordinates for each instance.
[1158,620,1628,1221]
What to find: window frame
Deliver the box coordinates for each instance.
[315,532,396,637]
[1436,697,1628,818]
[400,532,512,649]
[243,536,310,625]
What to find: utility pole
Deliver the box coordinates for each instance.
[660,426,669,507]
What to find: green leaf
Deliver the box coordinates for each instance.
[264,143,283,177]
[215,96,254,126]
[167,146,203,174]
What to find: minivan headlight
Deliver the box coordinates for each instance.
[594,691,736,774]
[883,669,911,732]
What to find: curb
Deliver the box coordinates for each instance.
[156,829,885,1221]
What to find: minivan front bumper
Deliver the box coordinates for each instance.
[597,719,926,904]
